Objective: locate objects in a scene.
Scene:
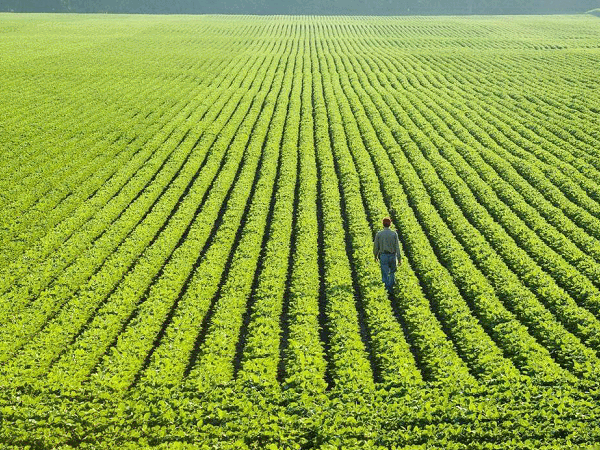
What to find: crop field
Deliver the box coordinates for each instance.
[1,13,600,448]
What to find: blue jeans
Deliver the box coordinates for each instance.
[379,253,397,292]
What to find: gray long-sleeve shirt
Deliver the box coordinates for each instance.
[373,227,401,259]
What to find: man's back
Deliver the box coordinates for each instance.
[374,227,401,256]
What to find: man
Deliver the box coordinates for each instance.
[373,217,401,294]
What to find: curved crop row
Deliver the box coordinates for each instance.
[0,42,278,371]
[329,32,572,383]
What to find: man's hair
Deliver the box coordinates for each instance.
[383,217,391,227]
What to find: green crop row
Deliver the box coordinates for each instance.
[0,40,277,379]
[138,34,295,389]
[316,36,425,388]
[235,35,302,387]
[184,33,299,391]
[311,33,376,391]
[49,34,290,391]
[280,35,328,394]
[0,60,232,268]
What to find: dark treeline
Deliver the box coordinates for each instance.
[3,0,600,15]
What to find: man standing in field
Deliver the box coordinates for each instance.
[373,217,401,294]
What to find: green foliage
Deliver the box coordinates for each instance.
[1,381,600,448]
[1,13,600,448]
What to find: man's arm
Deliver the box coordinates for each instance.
[373,232,380,261]
[394,231,401,263]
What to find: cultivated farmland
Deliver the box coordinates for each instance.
[1,13,600,448]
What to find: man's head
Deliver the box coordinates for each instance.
[383,217,391,228]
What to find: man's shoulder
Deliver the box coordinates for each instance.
[382,228,397,235]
